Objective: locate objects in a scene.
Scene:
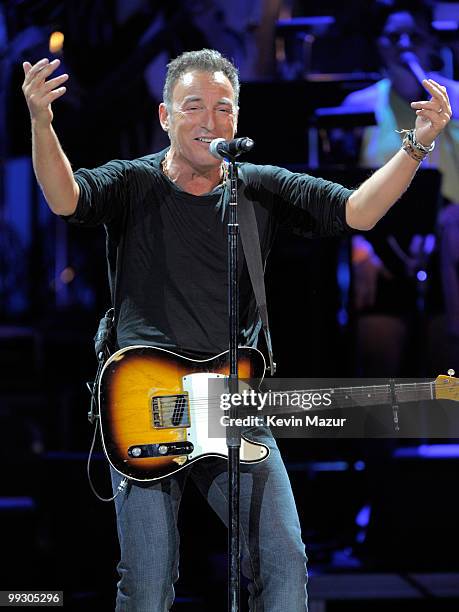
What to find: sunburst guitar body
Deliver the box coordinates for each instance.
[98,345,268,482]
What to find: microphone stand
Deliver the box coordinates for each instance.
[211,136,254,612]
[226,152,241,612]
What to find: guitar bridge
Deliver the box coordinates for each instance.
[152,394,190,428]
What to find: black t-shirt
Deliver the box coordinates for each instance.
[64,149,353,354]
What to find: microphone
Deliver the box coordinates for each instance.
[209,137,255,160]
[400,51,428,84]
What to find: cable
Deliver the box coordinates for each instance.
[86,418,129,502]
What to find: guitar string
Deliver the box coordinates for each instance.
[151,381,448,402]
[142,382,454,412]
[116,381,459,420]
[138,381,443,409]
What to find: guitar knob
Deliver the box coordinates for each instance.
[448,369,455,377]
[158,445,168,455]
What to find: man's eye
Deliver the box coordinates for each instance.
[218,108,231,114]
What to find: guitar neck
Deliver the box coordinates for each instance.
[264,381,436,416]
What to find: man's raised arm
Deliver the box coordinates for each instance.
[22,58,79,216]
[346,78,452,230]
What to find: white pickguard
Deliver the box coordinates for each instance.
[182,372,268,463]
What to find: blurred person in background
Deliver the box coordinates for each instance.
[342,0,459,375]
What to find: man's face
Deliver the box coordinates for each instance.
[378,11,435,71]
[159,70,238,170]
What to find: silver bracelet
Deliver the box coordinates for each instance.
[398,128,435,154]
[411,129,435,153]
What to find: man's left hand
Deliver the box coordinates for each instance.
[410,78,451,146]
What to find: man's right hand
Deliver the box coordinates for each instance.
[22,58,68,127]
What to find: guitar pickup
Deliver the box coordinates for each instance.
[151,394,190,428]
[127,441,194,458]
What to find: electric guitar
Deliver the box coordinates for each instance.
[98,345,459,482]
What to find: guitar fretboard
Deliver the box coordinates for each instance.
[264,381,435,415]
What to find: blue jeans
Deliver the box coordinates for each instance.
[110,427,308,611]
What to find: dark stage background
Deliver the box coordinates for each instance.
[1,1,459,610]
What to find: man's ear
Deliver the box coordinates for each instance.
[159,103,169,132]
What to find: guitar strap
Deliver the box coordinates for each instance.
[235,166,276,375]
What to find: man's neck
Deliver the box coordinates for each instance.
[163,149,224,196]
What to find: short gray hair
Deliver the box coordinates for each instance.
[163,49,240,110]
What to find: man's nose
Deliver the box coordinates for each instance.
[398,32,412,50]
[201,108,216,131]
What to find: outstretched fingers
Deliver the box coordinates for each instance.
[23,58,61,91]
[410,79,452,118]
[43,73,69,94]
[23,58,50,86]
